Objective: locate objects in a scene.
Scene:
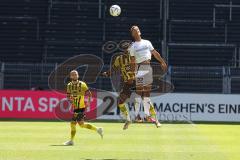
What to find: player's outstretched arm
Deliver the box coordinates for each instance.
[101,56,121,77]
[151,50,167,73]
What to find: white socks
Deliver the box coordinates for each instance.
[134,94,142,117]
[134,95,152,117]
[143,97,151,116]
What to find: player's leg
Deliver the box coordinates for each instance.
[76,110,103,138]
[76,110,97,131]
[135,64,146,122]
[143,85,161,127]
[118,93,132,129]
[78,120,97,131]
[70,121,77,141]
[141,64,161,127]
[149,103,157,119]
[134,86,143,122]
[142,85,151,119]
[118,83,131,121]
[118,82,136,130]
[63,121,76,145]
[78,120,103,138]
[118,98,130,121]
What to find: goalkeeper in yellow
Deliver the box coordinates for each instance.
[63,70,103,146]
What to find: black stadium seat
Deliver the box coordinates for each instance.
[0,0,240,93]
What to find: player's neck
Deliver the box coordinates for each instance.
[135,37,141,42]
[72,80,79,84]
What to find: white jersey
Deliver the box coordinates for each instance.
[128,39,154,64]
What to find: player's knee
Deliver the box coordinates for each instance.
[78,121,84,126]
[136,86,143,96]
[118,95,127,105]
[118,100,124,105]
[143,97,151,102]
[136,91,143,97]
[117,98,123,105]
[135,93,142,103]
[71,121,76,125]
[143,91,150,97]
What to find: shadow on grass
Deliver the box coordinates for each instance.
[49,144,72,146]
[85,159,147,160]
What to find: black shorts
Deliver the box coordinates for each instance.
[71,108,86,121]
[120,81,135,98]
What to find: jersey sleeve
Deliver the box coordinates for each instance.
[147,40,154,51]
[66,83,71,94]
[66,83,72,99]
[81,82,89,92]
[128,45,135,57]
[113,56,120,69]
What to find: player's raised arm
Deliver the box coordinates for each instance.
[151,49,167,73]
[101,56,120,77]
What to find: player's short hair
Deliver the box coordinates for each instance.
[70,70,78,75]
[130,25,139,32]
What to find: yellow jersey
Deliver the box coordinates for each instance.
[66,80,89,109]
[112,54,135,82]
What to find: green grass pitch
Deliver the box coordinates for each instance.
[0,121,239,160]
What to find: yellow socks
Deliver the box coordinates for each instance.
[118,103,129,117]
[150,103,159,122]
[119,103,130,121]
[149,103,156,116]
[118,103,128,118]
[70,122,76,141]
[70,122,98,142]
[79,123,97,131]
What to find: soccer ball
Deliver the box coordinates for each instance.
[109,5,121,17]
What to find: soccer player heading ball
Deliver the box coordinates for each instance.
[129,25,167,127]
[102,27,166,128]
[63,70,103,146]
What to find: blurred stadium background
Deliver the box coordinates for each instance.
[1,0,240,93]
[1,1,240,160]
